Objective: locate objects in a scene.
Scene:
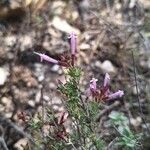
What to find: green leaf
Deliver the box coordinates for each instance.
[67,67,81,78]
[109,111,128,125]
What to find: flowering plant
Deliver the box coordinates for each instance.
[28,32,140,150]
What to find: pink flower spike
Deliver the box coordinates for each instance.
[108,90,124,100]
[90,78,98,91]
[68,32,77,56]
[103,73,110,87]
[34,52,58,64]
[85,78,98,97]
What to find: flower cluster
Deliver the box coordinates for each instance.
[34,32,77,67]
[31,32,128,149]
[85,73,124,101]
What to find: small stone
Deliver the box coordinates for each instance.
[1,97,11,106]
[28,100,35,107]
[53,105,59,111]
[95,60,102,68]
[142,123,150,129]
[5,35,17,47]
[79,43,90,50]
[138,0,150,9]
[10,0,21,9]
[35,90,41,103]
[52,16,80,34]
[51,64,60,72]
[71,11,79,20]
[38,75,44,82]
[7,52,14,59]
[137,117,142,124]
[140,58,150,69]
[0,67,9,86]
[130,117,142,127]
[14,138,28,150]
[58,69,63,75]
[42,124,50,137]
[49,82,56,89]
[132,86,141,95]
[20,35,32,51]
[24,0,33,6]
[100,60,116,73]
[58,107,65,112]
[52,97,62,105]
[0,104,4,112]
[43,41,50,49]
[43,95,50,102]
[51,1,66,15]
[5,112,13,118]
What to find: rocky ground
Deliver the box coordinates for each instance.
[0,0,150,149]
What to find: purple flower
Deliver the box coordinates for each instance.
[68,32,77,56]
[90,78,98,91]
[85,78,98,97]
[108,90,124,100]
[34,52,59,64]
[85,75,124,101]
[103,73,110,87]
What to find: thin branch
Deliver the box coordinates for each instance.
[96,101,121,122]
[131,50,150,134]
[106,137,117,150]
[0,137,9,150]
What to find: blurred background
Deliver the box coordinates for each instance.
[0,0,150,149]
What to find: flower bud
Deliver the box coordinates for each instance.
[103,73,110,87]
[34,52,58,64]
[108,90,124,100]
[68,32,77,56]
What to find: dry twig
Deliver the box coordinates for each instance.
[96,101,121,122]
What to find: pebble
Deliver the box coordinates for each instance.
[0,67,9,86]
[35,90,42,103]
[38,75,44,82]
[132,86,141,95]
[1,97,12,106]
[43,95,50,102]
[5,35,17,47]
[79,43,90,50]
[51,97,62,105]
[51,64,60,72]
[14,138,28,150]
[49,82,56,89]
[51,1,66,15]
[95,60,102,68]
[5,112,13,118]
[28,100,35,107]
[140,58,150,69]
[138,0,150,9]
[100,60,117,73]
[0,104,4,112]
[19,35,33,51]
[52,16,80,34]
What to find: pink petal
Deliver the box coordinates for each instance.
[90,78,98,91]
[34,52,58,64]
[68,32,77,55]
[103,73,110,87]
[108,90,124,100]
